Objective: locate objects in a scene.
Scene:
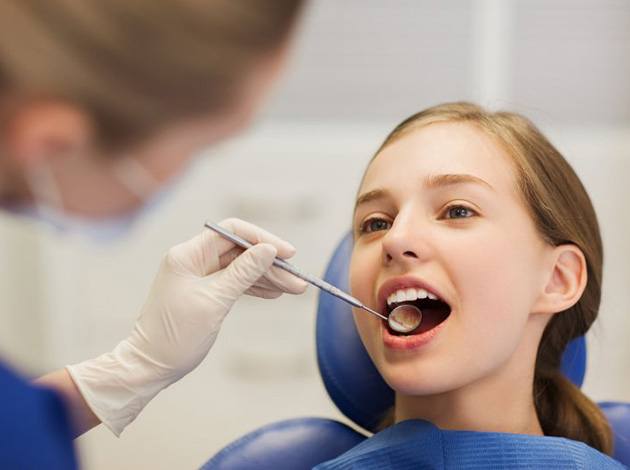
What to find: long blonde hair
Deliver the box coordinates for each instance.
[372,102,612,454]
[0,0,304,149]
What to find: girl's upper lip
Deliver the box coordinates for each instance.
[376,276,450,313]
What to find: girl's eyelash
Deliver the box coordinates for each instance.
[357,204,477,235]
[441,204,478,219]
[358,216,392,234]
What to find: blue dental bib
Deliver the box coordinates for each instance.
[315,420,626,469]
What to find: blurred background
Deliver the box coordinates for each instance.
[0,0,629,468]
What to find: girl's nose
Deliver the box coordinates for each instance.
[384,247,418,263]
[381,215,426,266]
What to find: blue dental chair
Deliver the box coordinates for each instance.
[202,234,630,469]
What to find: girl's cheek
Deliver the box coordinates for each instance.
[350,260,369,298]
[350,249,377,301]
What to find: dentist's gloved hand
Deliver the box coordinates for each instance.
[66,218,307,436]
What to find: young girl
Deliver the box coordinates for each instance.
[318,102,624,468]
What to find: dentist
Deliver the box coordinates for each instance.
[0,1,306,468]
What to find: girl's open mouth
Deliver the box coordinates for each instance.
[386,296,451,335]
[379,283,452,349]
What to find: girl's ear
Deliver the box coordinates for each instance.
[532,244,587,315]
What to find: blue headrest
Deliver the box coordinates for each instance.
[316,233,587,433]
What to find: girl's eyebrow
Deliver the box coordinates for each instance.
[425,173,495,191]
[354,189,390,212]
[354,174,494,213]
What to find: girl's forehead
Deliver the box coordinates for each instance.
[361,122,516,194]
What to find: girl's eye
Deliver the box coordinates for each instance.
[443,204,477,219]
[359,217,392,234]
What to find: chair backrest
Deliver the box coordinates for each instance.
[201,418,365,470]
[600,402,630,465]
[316,232,587,433]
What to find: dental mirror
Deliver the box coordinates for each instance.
[388,304,423,333]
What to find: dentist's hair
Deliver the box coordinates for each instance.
[374,102,612,455]
[0,0,304,149]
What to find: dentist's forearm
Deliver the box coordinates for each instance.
[35,368,102,438]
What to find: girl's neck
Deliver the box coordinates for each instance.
[395,363,543,436]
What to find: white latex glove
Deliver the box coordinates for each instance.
[66,218,307,436]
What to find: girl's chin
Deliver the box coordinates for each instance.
[374,348,468,396]
[387,380,451,397]
[375,357,450,396]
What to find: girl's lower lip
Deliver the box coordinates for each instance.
[381,319,446,350]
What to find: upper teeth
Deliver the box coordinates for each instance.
[387,287,437,306]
